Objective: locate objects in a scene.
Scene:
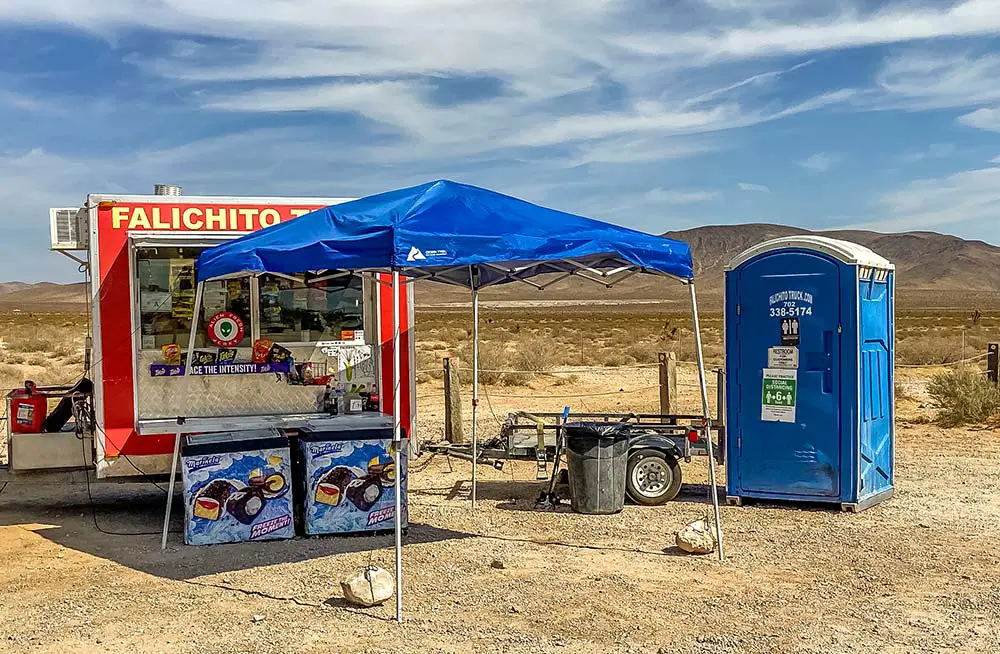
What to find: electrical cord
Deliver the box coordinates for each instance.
[90,419,171,494]
[74,396,178,536]
[81,434,179,536]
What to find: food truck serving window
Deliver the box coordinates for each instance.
[259,273,363,343]
[135,246,365,351]
[137,246,252,349]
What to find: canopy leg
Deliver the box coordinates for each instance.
[689,282,725,562]
[161,432,181,550]
[391,271,403,624]
[161,281,203,550]
[471,287,479,509]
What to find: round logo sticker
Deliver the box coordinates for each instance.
[206,311,245,347]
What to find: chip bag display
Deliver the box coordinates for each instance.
[162,344,181,365]
[251,339,273,364]
[192,350,217,366]
[268,343,292,364]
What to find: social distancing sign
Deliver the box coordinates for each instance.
[762,368,797,423]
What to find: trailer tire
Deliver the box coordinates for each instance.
[626,448,682,506]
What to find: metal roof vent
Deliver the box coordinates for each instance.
[154,184,182,196]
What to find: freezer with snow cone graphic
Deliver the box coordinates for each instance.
[181,429,294,545]
[297,426,407,536]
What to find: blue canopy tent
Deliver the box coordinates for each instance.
[161,180,724,619]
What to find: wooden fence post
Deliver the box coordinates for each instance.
[988,344,999,384]
[444,357,466,443]
[658,352,678,416]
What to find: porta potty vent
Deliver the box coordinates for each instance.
[724,236,895,512]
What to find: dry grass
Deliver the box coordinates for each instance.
[0,312,87,392]
[0,307,993,395]
[415,308,725,384]
[411,307,1000,388]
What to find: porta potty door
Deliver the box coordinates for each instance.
[731,251,842,498]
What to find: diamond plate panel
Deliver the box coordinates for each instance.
[137,347,327,419]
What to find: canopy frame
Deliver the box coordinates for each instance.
[159,265,725,621]
[163,180,723,625]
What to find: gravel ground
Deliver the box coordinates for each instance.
[1,367,998,653]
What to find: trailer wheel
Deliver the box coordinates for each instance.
[626,449,682,506]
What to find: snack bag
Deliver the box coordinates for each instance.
[268,343,292,364]
[252,339,273,363]
[192,350,217,366]
[217,348,238,365]
[162,344,181,365]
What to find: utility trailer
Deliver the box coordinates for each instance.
[431,370,726,506]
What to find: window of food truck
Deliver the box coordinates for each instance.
[258,273,364,343]
[136,246,252,349]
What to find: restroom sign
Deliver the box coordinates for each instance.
[781,317,800,346]
[762,368,797,423]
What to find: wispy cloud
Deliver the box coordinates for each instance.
[1,0,1000,281]
[863,157,1000,232]
[617,1,1000,61]
[645,188,720,205]
[872,48,1000,111]
[798,152,842,173]
[900,143,956,163]
[958,107,1000,132]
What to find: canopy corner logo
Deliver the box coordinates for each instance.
[405,246,447,262]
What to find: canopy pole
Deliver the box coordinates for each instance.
[161,280,203,550]
[471,286,479,509]
[689,281,725,562]
[391,271,403,624]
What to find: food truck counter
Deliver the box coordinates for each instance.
[138,411,393,435]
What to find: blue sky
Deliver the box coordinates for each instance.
[2,1,1000,282]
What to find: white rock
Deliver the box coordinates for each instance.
[341,566,395,607]
[676,515,717,554]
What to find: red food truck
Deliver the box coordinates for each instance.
[6,186,416,478]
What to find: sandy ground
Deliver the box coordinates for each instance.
[1,366,999,653]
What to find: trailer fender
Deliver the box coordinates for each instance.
[627,434,682,460]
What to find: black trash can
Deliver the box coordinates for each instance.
[564,422,629,515]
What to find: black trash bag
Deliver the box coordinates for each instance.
[562,422,630,515]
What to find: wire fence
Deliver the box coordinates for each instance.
[895,352,989,369]
[414,362,661,375]
[483,384,661,399]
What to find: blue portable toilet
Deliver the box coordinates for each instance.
[724,236,894,511]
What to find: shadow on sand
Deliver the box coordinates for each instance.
[0,479,472,582]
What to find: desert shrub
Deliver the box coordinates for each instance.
[549,373,578,387]
[624,340,661,364]
[456,339,507,385]
[510,337,557,372]
[894,379,911,402]
[415,349,445,382]
[927,368,1000,426]
[453,337,556,387]
[896,336,963,366]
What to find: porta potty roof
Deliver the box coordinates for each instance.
[726,235,894,272]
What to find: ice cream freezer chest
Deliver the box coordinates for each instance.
[181,429,295,545]
[295,426,407,536]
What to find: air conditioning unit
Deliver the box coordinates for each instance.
[49,207,90,250]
